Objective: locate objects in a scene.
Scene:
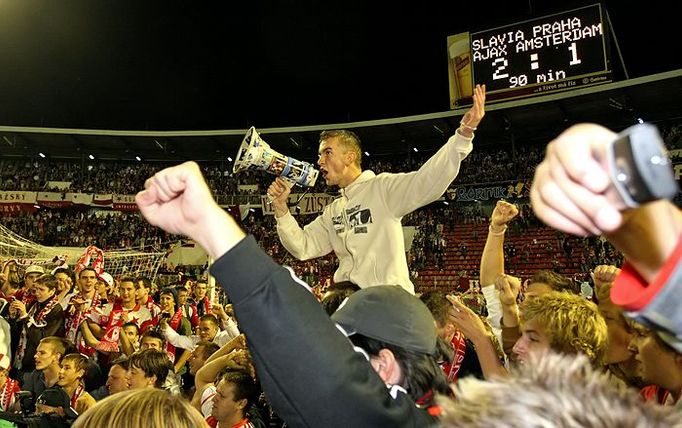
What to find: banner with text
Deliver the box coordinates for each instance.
[0,191,140,212]
[113,195,138,211]
[260,193,336,215]
[446,180,530,202]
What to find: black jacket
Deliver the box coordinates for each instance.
[210,236,436,428]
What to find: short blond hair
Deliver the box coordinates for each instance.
[440,351,682,427]
[73,389,208,428]
[520,291,608,365]
[320,130,362,167]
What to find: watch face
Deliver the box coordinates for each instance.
[609,124,678,207]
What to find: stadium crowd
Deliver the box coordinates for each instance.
[0,117,680,427]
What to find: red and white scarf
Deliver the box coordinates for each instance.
[0,376,20,411]
[65,292,101,356]
[15,295,60,369]
[74,246,105,277]
[69,382,85,414]
[442,330,467,382]
[97,301,141,353]
[165,309,183,363]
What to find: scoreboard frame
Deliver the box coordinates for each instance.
[468,4,612,103]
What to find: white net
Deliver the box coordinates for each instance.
[0,221,166,280]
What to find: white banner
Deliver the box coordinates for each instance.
[0,191,37,204]
[260,193,335,215]
[68,193,94,205]
[238,184,259,192]
[47,181,71,190]
[37,192,63,202]
[93,194,113,207]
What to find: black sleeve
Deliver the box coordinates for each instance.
[210,236,434,428]
[41,305,66,339]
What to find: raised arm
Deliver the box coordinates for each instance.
[135,162,246,259]
[530,123,682,349]
[530,124,682,288]
[204,333,246,364]
[480,200,519,285]
[380,85,486,217]
[446,296,508,380]
[80,320,100,349]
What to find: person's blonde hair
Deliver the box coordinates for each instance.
[72,389,208,428]
[439,351,682,427]
[319,130,362,168]
[520,291,608,365]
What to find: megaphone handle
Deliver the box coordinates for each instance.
[289,185,311,208]
[266,178,295,204]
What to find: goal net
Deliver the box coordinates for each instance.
[0,221,166,280]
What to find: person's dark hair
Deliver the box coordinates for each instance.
[531,270,578,294]
[434,336,455,365]
[326,281,360,293]
[35,274,59,291]
[111,355,131,371]
[349,333,450,403]
[419,291,450,327]
[6,268,21,289]
[217,369,260,413]
[129,349,172,388]
[122,322,140,335]
[199,314,219,327]
[53,266,75,281]
[119,276,137,286]
[136,277,153,291]
[321,288,356,316]
[195,341,220,361]
[79,268,97,279]
[141,329,165,346]
[159,287,179,309]
[61,354,89,376]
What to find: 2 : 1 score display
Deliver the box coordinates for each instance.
[491,42,582,88]
[470,4,611,99]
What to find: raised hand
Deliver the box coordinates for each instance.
[446,295,489,343]
[490,200,519,228]
[460,84,487,130]
[530,124,626,236]
[267,177,293,217]
[591,264,621,290]
[496,274,521,306]
[135,162,245,259]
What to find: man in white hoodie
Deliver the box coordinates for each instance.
[268,85,486,294]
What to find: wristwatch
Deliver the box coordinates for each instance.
[607,123,679,208]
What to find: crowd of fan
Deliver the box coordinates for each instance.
[0,194,627,293]
[0,261,267,427]
[0,123,680,426]
[0,141,580,195]
[0,194,679,426]
[1,210,173,250]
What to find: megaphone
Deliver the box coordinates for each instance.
[233,126,319,188]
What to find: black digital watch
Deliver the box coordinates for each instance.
[607,123,679,208]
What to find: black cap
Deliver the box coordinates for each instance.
[160,287,179,309]
[36,388,77,419]
[331,286,437,355]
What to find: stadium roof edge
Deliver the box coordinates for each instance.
[0,69,680,138]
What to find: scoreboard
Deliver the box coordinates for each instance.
[468,4,612,102]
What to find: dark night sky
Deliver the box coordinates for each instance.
[0,1,679,131]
